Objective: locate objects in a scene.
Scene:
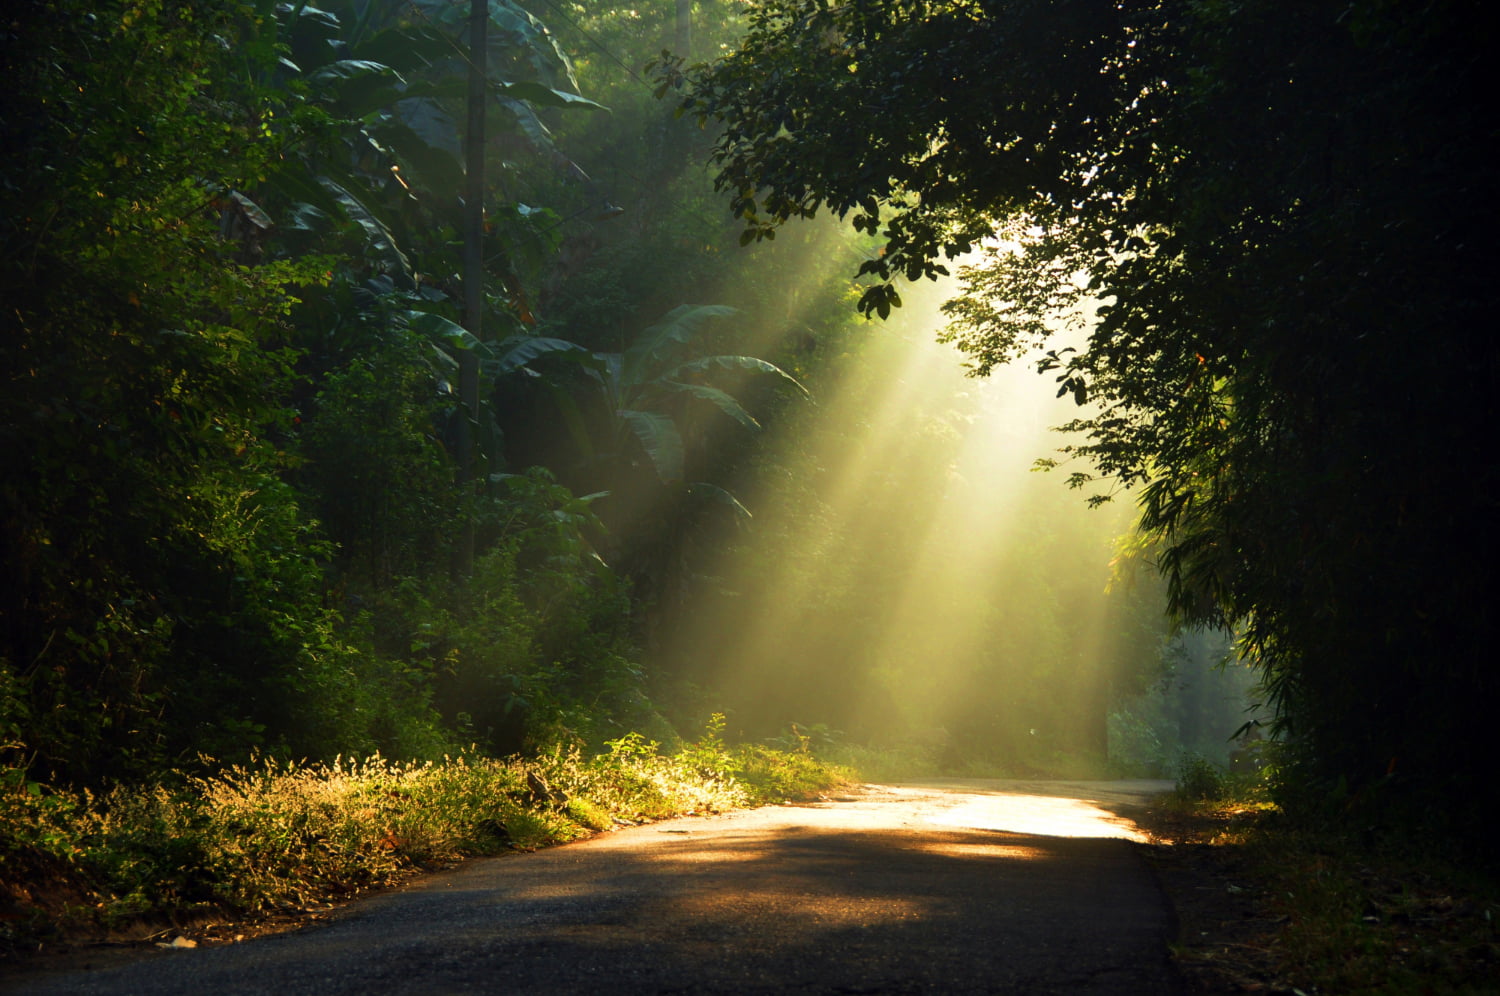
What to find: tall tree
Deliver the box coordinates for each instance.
[666,0,1498,832]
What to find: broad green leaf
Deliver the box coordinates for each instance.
[622,305,738,384]
[493,80,607,112]
[667,355,811,398]
[657,381,761,431]
[406,311,476,351]
[495,97,559,155]
[308,59,402,87]
[486,335,595,377]
[486,0,580,90]
[395,97,461,158]
[280,199,330,231]
[685,483,753,521]
[350,24,452,71]
[618,409,685,482]
[318,177,414,288]
[367,118,465,201]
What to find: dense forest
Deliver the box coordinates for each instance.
[667,0,1497,839]
[3,0,1491,847]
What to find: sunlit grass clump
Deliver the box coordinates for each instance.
[0,720,848,952]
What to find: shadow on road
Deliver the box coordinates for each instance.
[12,783,1181,995]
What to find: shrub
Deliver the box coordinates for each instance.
[1175,752,1227,801]
[1,732,849,956]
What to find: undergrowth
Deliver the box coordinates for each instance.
[1151,777,1500,994]
[0,717,849,959]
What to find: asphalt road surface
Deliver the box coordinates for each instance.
[11,779,1179,995]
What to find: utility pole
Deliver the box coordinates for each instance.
[457,0,487,576]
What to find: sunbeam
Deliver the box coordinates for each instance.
[661,279,1155,772]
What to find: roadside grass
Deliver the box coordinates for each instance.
[0,718,850,962]
[823,740,1117,784]
[1146,768,1500,995]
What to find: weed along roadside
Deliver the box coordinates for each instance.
[0,716,848,972]
[1128,771,1500,995]
[6,776,1187,994]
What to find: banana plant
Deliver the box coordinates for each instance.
[407,311,596,481]
[540,304,810,642]
[250,0,605,306]
[588,305,809,496]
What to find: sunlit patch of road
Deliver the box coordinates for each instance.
[876,778,1171,843]
[924,794,1150,841]
[913,840,1048,860]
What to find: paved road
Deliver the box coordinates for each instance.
[10,780,1179,995]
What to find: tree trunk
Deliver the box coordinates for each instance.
[456,0,487,576]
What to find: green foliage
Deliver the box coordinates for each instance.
[1,732,848,952]
[1107,707,1173,779]
[820,742,943,784]
[300,325,459,582]
[671,0,1499,837]
[732,744,851,804]
[0,0,694,787]
[0,0,349,781]
[678,712,736,780]
[1108,626,1265,778]
[1174,753,1227,803]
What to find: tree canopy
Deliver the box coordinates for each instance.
[0,0,860,782]
[670,0,1498,832]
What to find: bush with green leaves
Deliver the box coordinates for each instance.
[1175,752,1227,802]
[299,326,460,584]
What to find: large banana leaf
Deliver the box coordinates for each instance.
[486,335,597,378]
[654,381,762,432]
[685,483,753,522]
[618,410,685,483]
[365,118,466,208]
[307,59,401,87]
[318,177,415,288]
[406,311,476,350]
[493,80,607,112]
[407,312,594,379]
[394,96,462,158]
[348,23,453,69]
[402,0,581,93]
[665,354,811,398]
[621,305,739,385]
